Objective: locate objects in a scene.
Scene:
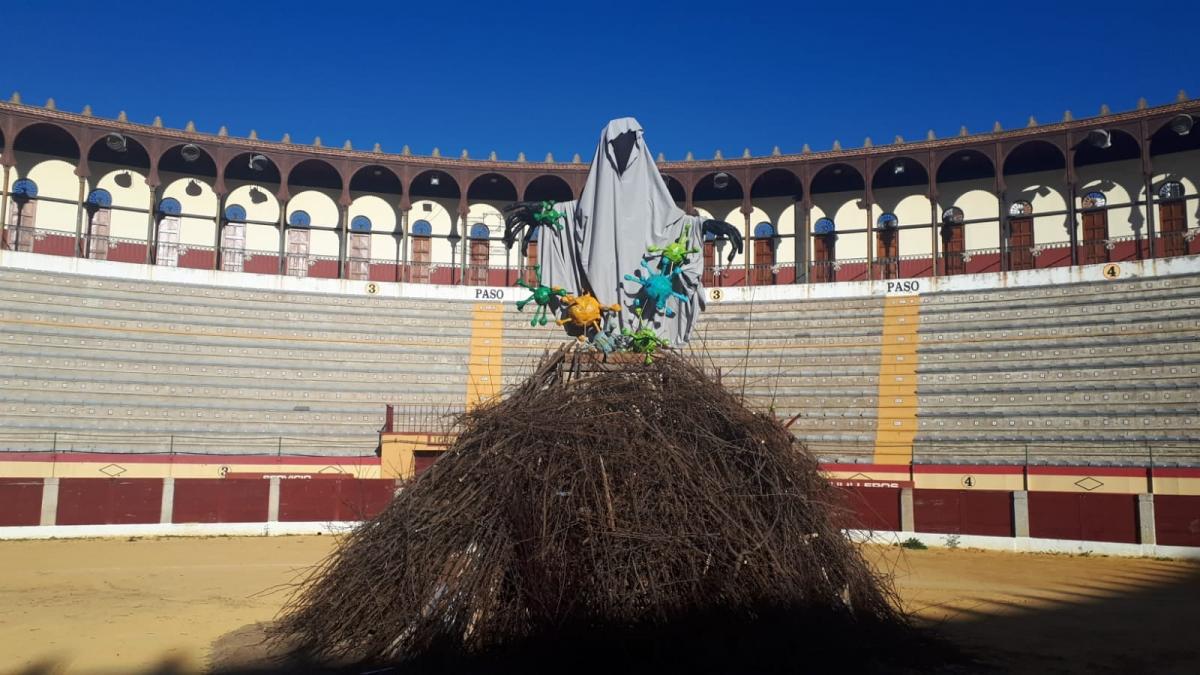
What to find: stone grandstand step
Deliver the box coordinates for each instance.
[0,377,432,406]
[0,410,382,435]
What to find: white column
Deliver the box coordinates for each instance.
[899,487,915,532]
[159,477,175,524]
[268,476,281,522]
[39,478,59,526]
[1012,490,1030,538]
[1138,493,1156,545]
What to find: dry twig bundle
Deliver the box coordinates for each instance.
[272,348,913,671]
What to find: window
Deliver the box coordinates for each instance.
[5,179,38,252]
[350,215,372,233]
[1081,191,1106,209]
[469,223,490,239]
[1158,181,1185,200]
[753,222,775,238]
[288,210,311,228]
[877,213,899,229]
[941,207,964,225]
[221,203,246,273]
[1009,201,1033,217]
[813,217,835,235]
[156,198,182,267]
[410,219,433,237]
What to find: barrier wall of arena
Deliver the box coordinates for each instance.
[3,476,1198,557]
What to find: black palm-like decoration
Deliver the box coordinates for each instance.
[502,201,547,256]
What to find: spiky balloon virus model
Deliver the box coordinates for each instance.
[515,265,567,326]
[646,222,700,270]
[623,309,670,364]
[557,293,621,338]
[625,258,690,318]
[532,201,565,232]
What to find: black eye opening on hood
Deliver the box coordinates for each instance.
[608,130,638,176]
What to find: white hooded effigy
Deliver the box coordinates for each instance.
[537,118,706,346]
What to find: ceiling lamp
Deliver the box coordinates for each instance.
[1086,129,1112,149]
[105,133,127,152]
[1169,113,1194,136]
[430,175,441,186]
[248,154,268,172]
[180,144,201,162]
[712,172,730,190]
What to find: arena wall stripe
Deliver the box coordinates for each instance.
[55,478,164,526]
[1028,492,1140,544]
[1152,495,1200,547]
[912,489,1014,537]
[171,478,271,524]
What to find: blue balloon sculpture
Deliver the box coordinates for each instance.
[625,258,689,318]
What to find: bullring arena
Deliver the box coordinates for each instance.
[2,93,1200,672]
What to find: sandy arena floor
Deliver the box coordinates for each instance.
[1,535,1196,673]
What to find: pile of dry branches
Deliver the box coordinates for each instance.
[272,349,913,671]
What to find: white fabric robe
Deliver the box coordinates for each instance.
[539,118,705,346]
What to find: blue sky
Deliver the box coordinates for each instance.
[5,0,1197,161]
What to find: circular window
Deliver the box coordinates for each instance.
[1081,191,1107,209]
[157,198,182,216]
[877,213,899,229]
[814,217,835,235]
[469,223,490,239]
[1158,181,1185,200]
[288,210,311,228]
[410,219,432,236]
[350,215,372,233]
[224,204,247,222]
[86,189,112,208]
[941,207,964,225]
[12,178,38,199]
[1009,201,1033,217]
[753,222,775,238]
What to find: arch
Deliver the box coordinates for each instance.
[1074,128,1140,167]
[410,219,433,236]
[287,190,338,229]
[350,215,372,233]
[753,222,775,238]
[1150,114,1200,157]
[13,123,80,159]
[1003,140,1066,176]
[810,163,864,194]
[877,212,899,228]
[158,142,217,177]
[941,206,964,225]
[349,194,398,235]
[349,164,402,195]
[410,169,460,200]
[1009,200,1033,217]
[224,152,282,184]
[467,173,518,202]
[750,168,802,199]
[469,223,491,239]
[814,217,836,234]
[289,210,311,227]
[871,157,929,191]
[937,149,996,184]
[661,174,686,203]
[523,174,573,202]
[693,171,744,202]
[1081,191,1107,209]
[87,133,151,170]
[288,158,342,191]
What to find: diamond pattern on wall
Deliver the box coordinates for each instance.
[99,463,127,477]
[1074,476,1104,491]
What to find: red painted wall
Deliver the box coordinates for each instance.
[369,263,401,282]
[244,255,279,275]
[278,478,396,522]
[32,233,76,257]
[1154,495,1200,547]
[308,260,339,279]
[964,252,1002,275]
[178,249,215,270]
[1029,492,1139,544]
[0,479,43,526]
[913,489,1013,537]
[172,479,270,524]
[836,486,901,531]
[107,243,148,264]
[56,478,162,526]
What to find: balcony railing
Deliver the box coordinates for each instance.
[6,226,1200,286]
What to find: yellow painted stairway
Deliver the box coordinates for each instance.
[873,295,920,465]
[465,303,505,408]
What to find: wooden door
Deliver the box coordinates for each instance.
[348,232,370,280]
[88,207,110,260]
[468,240,489,285]
[1159,200,1187,258]
[410,236,431,283]
[942,225,965,275]
[813,234,835,283]
[286,229,310,277]
[875,230,898,279]
[1081,210,1108,265]
[6,200,36,252]
[1009,217,1034,270]
[221,222,245,272]
[702,241,715,286]
[156,216,180,267]
[753,237,774,286]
